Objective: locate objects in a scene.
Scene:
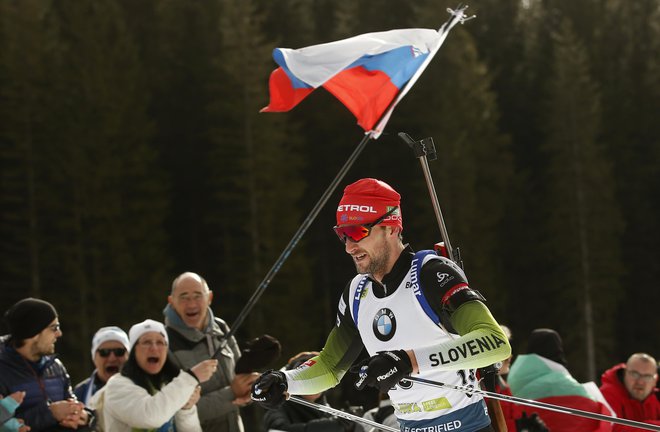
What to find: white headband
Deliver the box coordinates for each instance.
[91,326,129,360]
[128,319,168,350]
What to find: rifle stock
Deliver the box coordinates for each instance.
[486,398,508,432]
[403,132,508,431]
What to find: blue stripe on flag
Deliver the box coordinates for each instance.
[347,46,429,88]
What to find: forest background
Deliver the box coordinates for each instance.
[1,0,659,422]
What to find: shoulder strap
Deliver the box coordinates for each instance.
[351,276,370,327]
[412,249,442,325]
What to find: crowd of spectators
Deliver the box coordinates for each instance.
[1,294,658,432]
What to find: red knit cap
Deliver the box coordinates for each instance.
[336,178,402,230]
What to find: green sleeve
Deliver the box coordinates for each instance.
[413,301,511,372]
[285,314,364,395]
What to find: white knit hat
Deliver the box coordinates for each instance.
[128,319,169,350]
[91,326,130,360]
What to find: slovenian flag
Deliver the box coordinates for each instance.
[261,26,455,137]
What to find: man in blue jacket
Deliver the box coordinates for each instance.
[0,298,94,431]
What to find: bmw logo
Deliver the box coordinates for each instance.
[373,308,396,341]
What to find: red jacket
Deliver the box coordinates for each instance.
[600,363,660,432]
[533,395,613,432]
[496,381,522,431]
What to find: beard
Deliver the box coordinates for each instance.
[33,339,56,357]
[354,235,391,277]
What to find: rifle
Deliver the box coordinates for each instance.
[400,132,508,432]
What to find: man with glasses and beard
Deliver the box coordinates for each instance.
[252,178,511,432]
[0,298,95,431]
[74,326,130,405]
[600,353,660,431]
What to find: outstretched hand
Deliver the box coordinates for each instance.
[7,391,27,405]
[231,372,260,406]
[191,359,218,383]
[354,350,412,392]
[251,369,288,410]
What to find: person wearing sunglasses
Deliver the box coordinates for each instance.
[600,353,660,430]
[92,319,218,432]
[252,178,511,432]
[74,326,130,406]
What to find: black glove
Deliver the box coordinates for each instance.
[354,350,412,392]
[478,363,501,392]
[515,412,549,432]
[251,369,288,410]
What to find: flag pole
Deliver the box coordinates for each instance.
[370,4,475,139]
[218,133,371,350]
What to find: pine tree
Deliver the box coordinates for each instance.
[539,17,623,380]
[591,0,660,358]
[390,1,514,317]
[0,0,57,309]
[37,0,169,378]
[206,0,316,357]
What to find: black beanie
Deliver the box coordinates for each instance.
[235,334,281,374]
[527,328,568,366]
[4,298,58,341]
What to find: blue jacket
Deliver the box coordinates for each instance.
[73,372,105,406]
[0,336,74,431]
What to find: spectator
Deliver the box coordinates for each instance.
[1,391,30,432]
[0,298,93,431]
[74,326,129,405]
[164,272,259,432]
[492,325,547,432]
[94,319,217,432]
[508,328,613,432]
[262,351,359,432]
[600,353,660,432]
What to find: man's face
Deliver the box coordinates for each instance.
[624,358,658,401]
[93,341,128,383]
[343,226,392,280]
[31,319,62,358]
[134,332,168,375]
[499,355,513,375]
[169,275,213,331]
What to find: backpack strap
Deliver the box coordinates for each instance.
[412,249,442,325]
[351,276,370,326]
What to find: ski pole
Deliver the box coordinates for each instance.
[406,376,660,432]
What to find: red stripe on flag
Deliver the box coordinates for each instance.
[323,67,399,130]
[261,68,313,113]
